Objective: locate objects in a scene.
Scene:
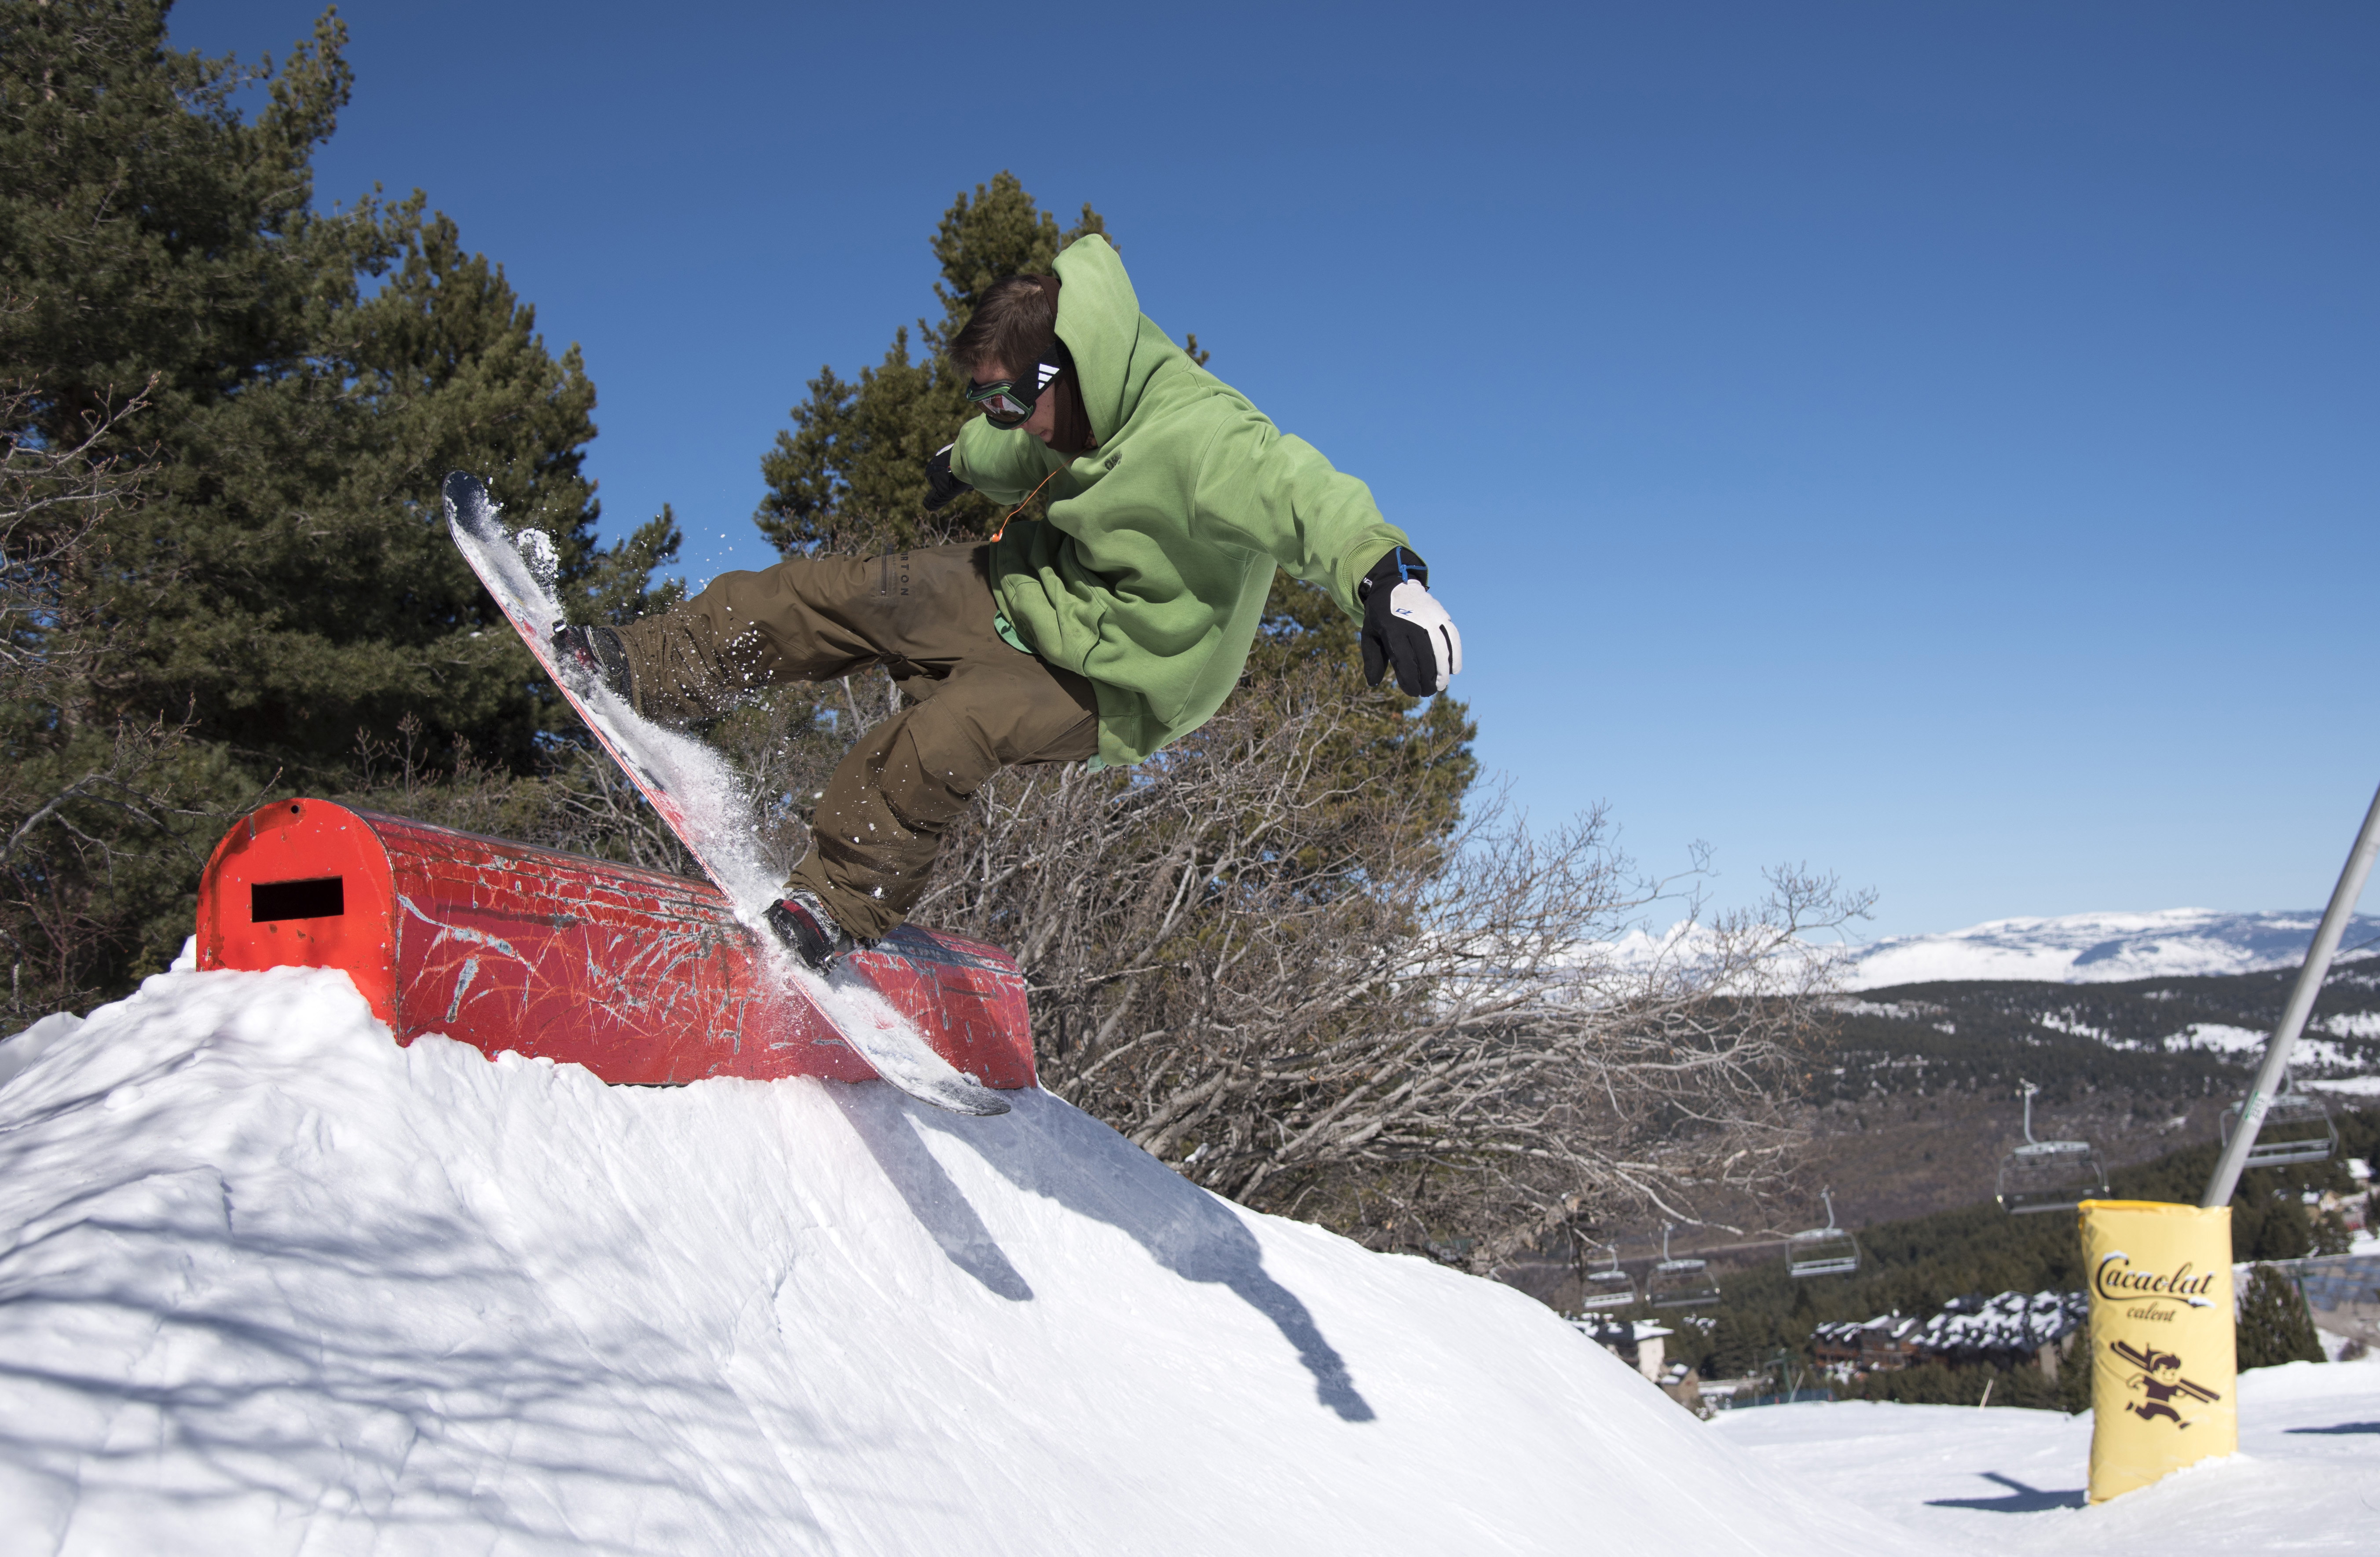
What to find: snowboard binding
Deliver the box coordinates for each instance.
[551,622,634,703]
[766,890,872,975]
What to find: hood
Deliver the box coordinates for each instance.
[1049,235,1173,447]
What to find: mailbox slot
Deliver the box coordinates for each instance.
[251,876,345,922]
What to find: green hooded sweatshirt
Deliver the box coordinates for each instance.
[956,236,1412,769]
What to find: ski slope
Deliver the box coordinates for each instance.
[0,964,1894,1556]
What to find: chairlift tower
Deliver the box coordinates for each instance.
[2201,778,2380,1210]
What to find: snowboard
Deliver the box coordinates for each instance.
[442,470,1011,1115]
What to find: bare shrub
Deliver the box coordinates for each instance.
[308,577,1857,1270]
[913,659,1867,1265]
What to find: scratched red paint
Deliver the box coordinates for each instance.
[196,799,1035,1091]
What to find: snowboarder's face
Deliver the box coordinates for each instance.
[973,359,1060,445]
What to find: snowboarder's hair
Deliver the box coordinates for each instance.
[950,276,1058,379]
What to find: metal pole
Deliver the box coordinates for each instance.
[2201,780,2380,1209]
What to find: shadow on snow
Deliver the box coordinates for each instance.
[835,1084,1376,1423]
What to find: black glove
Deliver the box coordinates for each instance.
[551,622,634,702]
[1358,547,1463,696]
[923,443,972,511]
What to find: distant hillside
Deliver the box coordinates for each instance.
[1667,1106,2379,1403]
[1793,952,2380,1228]
[1493,954,2380,1305]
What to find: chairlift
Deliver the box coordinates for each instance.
[1647,1224,1721,1309]
[1576,1243,1638,1312]
[2219,1070,2337,1169]
[1787,1188,1861,1279]
[1996,1081,2107,1215]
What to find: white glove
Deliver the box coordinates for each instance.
[1360,548,1462,694]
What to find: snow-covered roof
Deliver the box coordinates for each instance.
[1913,1291,2086,1355]
[1810,1312,1918,1346]
[1568,1316,1673,1345]
[1816,1294,2084,1357]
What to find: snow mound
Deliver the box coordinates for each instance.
[0,969,1894,1555]
[1841,908,2380,989]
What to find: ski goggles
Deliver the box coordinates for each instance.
[965,349,1067,428]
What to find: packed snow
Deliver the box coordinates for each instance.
[1715,1356,2380,1554]
[1838,908,2380,988]
[0,965,1900,1556]
[5,966,2373,1552]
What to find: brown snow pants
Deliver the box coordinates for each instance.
[611,545,1099,939]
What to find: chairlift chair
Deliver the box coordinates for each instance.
[1647,1224,1721,1309]
[1996,1081,2108,1215]
[1576,1243,1638,1312]
[2220,1070,2338,1169]
[1787,1188,1861,1279]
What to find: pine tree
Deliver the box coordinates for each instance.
[2236,1264,2325,1369]
[0,2,668,776]
[756,172,1112,557]
[0,2,674,1005]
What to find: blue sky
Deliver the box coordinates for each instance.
[173,1,2379,938]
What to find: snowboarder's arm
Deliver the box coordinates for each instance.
[1192,409,1461,694]
[952,418,1065,504]
[1188,408,1412,621]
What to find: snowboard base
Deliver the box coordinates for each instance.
[440,471,1017,1115]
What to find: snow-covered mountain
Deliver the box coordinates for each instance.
[1840,909,2380,990]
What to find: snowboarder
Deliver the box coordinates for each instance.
[556,235,1461,972]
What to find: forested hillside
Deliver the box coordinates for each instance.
[1827,956,2380,1100]
[1494,955,2378,1393]
[1671,1106,2376,1404]
[1784,955,2380,1228]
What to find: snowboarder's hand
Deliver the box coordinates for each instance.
[1359,547,1461,696]
[923,444,972,512]
[552,623,633,702]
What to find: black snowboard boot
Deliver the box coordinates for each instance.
[765,889,868,974]
[551,622,633,702]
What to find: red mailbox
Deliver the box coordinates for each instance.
[195,798,1034,1091]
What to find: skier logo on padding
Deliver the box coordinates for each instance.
[2110,1338,2222,1427]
